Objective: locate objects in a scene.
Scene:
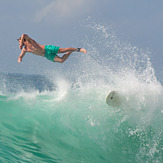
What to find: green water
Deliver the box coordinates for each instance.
[0,84,163,163]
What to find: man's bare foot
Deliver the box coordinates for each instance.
[79,48,87,54]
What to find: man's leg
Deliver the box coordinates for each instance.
[58,47,87,54]
[58,47,78,53]
[54,51,72,63]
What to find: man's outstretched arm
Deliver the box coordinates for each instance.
[18,48,26,62]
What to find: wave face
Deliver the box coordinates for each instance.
[0,23,163,163]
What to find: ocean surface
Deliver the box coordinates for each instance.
[0,24,163,162]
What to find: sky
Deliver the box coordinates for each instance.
[0,0,163,80]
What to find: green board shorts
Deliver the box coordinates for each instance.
[44,45,60,62]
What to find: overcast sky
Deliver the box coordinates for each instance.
[0,0,162,80]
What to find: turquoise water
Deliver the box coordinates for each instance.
[0,24,163,162]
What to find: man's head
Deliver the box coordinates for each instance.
[17,37,22,45]
[17,37,26,45]
[17,37,21,41]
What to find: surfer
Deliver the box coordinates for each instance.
[17,34,87,63]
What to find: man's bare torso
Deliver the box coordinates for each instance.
[23,39,45,56]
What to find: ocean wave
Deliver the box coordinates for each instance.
[0,22,163,162]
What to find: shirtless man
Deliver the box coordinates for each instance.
[17,34,87,63]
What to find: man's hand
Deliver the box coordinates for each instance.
[18,57,22,63]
